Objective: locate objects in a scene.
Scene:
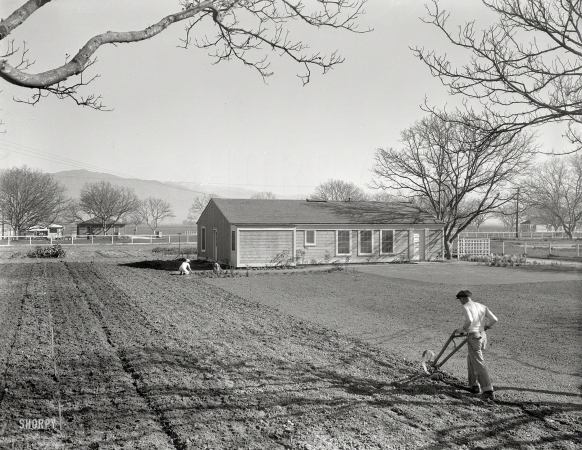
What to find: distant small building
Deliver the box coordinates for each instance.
[77,218,126,236]
[197,199,445,267]
[520,220,550,233]
[26,224,64,239]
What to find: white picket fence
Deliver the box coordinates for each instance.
[0,234,197,246]
[459,231,582,239]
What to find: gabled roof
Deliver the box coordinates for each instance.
[208,199,443,226]
[29,224,63,230]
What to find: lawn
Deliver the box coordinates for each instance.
[0,255,580,449]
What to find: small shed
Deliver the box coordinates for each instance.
[197,199,445,267]
[520,220,550,233]
[27,224,64,239]
[77,218,126,236]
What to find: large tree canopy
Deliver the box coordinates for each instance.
[372,112,536,258]
[311,179,368,201]
[414,0,582,151]
[79,181,140,234]
[0,166,68,236]
[0,0,368,108]
[522,154,582,238]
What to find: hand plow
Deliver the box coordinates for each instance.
[393,330,468,385]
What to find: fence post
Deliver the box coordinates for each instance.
[50,237,53,246]
[168,235,171,244]
[502,241,505,255]
[549,242,552,256]
[578,244,580,257]
[524,241,527,255]
[91,236,94,245]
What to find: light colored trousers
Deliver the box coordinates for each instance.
[467,332,493,392]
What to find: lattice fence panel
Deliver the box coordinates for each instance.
[458,238,490,256]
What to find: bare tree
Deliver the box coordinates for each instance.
[369,190,399,202]
[139,197,176,234]
[522,154,582,238]
[468,202,490,231]
[79,181,140,234]
[0,1,369,109]
[0,166,69,236]
[250,191,277,199]
[311,179,369,201]
[414,0,582,151]
[125,211,145,235]
[372,112,536,258]
[493,198,528,232]
[188,193,220,223]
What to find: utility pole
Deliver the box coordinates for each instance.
[515,187,520,238]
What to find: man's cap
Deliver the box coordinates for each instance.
[456,290,472,299]
[185,259,190,262]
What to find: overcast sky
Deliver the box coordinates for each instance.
[0,0,564,198]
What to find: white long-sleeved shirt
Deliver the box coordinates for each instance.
[461,300,498,333]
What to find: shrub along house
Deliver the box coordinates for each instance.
[197,198,445,268]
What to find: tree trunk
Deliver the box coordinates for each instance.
[444,239,453,260]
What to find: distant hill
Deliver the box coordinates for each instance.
[51,170,267,222]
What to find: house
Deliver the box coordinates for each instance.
[197,199,445,267]
[519,220,549,233]
[26,224,64,239]
[77,218,126,236]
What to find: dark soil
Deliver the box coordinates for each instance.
[0,260,580,449]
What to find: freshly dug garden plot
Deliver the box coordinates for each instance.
[0,261,580,449]
[207,268,582,405]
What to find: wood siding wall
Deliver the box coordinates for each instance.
[294,227,441,265]
[238,230,294,265]
[197,202,232,263]
[426,229,444,260]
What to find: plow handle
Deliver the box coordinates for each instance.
[433,330,468,369]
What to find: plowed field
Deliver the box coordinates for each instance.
[0,260,580,449]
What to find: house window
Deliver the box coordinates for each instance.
[201,227,206,252]
[381,230,394,254]
[305,230,316,246]
[359,230,373,254]
[231,230,236,251]
[336,230,351,255]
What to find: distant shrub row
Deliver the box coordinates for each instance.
[27,244,66,259]
[460,253,527,267]
[151,246,197,254]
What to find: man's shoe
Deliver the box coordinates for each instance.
[470,386,480,394]
[481,390,495,401]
